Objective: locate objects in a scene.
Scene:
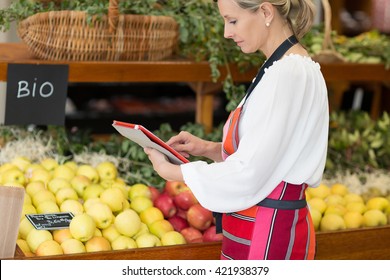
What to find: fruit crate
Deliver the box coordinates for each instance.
[11,225,390,260]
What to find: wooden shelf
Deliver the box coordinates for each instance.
[11,225,390,260]
[1,43,389,130]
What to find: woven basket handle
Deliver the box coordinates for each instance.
[321,0,336,51]
[108,0,119,34]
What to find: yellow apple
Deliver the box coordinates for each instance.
[140,207,164,225]
[83,198,101,212]
[19,217,35,240]
[82,184,104,201]
[11,156,31,172]
[1,168,26,185]
[94,228,102,237]
[36,200,60,214]
[114,209,142,237]
[128,183,152,200]
[135,233,162,248]
[130,196,153,214]
[132,222,149,239]
[60,199,84,216]
[148,219,174,239]
[70,175,91,197]
[36,240,63,256]
[121,199,130,212]
[330,183,348,196]
[69,213,96,242]
[161,231,186,246]
[96,161,118,181]
[21,203,37,218]
[32,190,56,207]
[101,224,121,243]
[344,193,364,204]
[320,214,346,231]
[363,209,387,227]
[345,201,367,214]
[16,239,31,254]
[47,177,72,194]
[324,204,346,216]
[343,211,364,229]
[308,197,327,214]
[61,238,86,254]
[85,236,111,252]
[100,187,126,212]
[0,162,18,173]
[40,158,59,172]
[29,168,52,185]
[52,228,73,244]
[76,164,99,184]
[112,182,129,198]
[86,201,113,229]
[26,229,53,253]
[99,179,115,189]
[1,181,24,188]
[306,184,331,199]
[64,161,78,172]
[325,194,345,206]
[55,187,79,205]
[366,197,390,212]
[24,193,32,205]
[111,235,137,250]
[309,208,322,231]
[52,164,75,181]
[25,181,46,197]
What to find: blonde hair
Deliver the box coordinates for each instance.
[218,0,315,39]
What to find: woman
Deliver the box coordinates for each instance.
[145,0,329,260]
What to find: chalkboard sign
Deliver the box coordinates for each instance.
[4,64,69,125]
[26,212,74,230]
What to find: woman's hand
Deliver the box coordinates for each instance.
[144,147,183,182]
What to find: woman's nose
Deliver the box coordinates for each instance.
[224,25,233,39]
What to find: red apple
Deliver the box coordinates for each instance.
[203,225,223,242]
[176,208,188,220]
[187,204,214,231]
[168,215,189,232]
[164,181,189,197]
[153,193,177,218]
[180,227,203,243]
[148,186,161,203]
[173,190,198,210]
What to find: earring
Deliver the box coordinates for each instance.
[266,22,270,27]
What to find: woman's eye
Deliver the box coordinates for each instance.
[229,20,237,25]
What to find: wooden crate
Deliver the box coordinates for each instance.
[11,225,390,260]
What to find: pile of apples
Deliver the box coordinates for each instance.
[152,181,223,244]
[0,156,194,257]
[306,183,390,232]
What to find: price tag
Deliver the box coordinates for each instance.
[3,63,69,125]
[26,212,74,230]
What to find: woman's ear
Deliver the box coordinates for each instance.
[259,2,274,23]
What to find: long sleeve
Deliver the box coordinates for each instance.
[181,55,329,213]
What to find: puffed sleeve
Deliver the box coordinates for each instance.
[181,55,329,213]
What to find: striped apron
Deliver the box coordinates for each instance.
[218,94,316,260]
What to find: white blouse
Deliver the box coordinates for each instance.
[181,54,329,213]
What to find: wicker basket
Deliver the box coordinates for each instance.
[17,0,179,61]
[311,0,345,63]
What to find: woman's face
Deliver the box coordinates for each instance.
[217,0,267,53]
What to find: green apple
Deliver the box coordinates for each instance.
[48,177,72,194]
[76,164,99,184]
[70,175,91,197]
[40,158,59,172]
[11,156,31,172]
[111,235,137,250]
[320,213,346,231]
[19,216,35,240]
[130,196,153,214]
[343,211,364,229]
[148,219,174,239]
[36,240,63,256]
[86,201,113,229]
[139,207,164,225]
[135,233,162,248]
[61,238,86,254]
[69,213,96,242]
[101,224,121,243]
[128,183,151,200]
[52,228,73,244]
[60,199,84,216]
[1,168,26,185]
[32,190,56,207]
[36,200,60,214]
[83,184,105,201]
[25,181,46,197]
[366,197,390,211]
[85,236,111,252]
[28,168,52,185]
[52,164,75,181]
[55,187,79,205]
[161,231,186,246]
[26,228,53,253]
[114,209,142,237]
[100,187,126,212]
[96,161,118,181]
[363,209,387,227]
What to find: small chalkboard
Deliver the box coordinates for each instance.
[4,63,69,126]
[26,212,74,230]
